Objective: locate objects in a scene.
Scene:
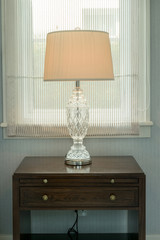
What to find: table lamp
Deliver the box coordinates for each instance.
[44,30,114,166]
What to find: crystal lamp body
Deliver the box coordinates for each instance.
[65,87,91,166]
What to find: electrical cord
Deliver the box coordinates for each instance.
[67,210,79,240]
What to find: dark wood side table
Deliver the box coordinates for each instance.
[13,156,145,240]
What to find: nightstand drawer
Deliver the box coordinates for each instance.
[20,187,138,208]
[19,177,138,186]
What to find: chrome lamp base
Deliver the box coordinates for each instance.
[65,158,91,166]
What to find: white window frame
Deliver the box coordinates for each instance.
[0,0,153,138]
[137,0,153,137]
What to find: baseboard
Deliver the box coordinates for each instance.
[146,235,160,240]
[0,234,159,240]
[0,235,12,240]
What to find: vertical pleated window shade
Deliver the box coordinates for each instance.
[3,0,140,137]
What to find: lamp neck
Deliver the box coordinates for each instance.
[76,80,80,88]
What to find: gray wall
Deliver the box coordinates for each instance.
[0,0,160,235]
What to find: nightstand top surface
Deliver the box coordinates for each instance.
[14,156,144,176]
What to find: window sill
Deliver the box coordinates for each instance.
[1,121,153,139]
[98,121,153,138]
[138,121,153,138]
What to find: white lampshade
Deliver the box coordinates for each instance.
[44,30,114,81]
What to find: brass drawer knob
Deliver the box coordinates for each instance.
[110,179,115,184]
[43,179,48,184]
[110,194,116,201]
[42,195,48,201]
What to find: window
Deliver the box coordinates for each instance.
[1,0,151,138]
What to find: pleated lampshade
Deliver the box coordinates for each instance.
[44,30,114,81]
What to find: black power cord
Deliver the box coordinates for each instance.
[67,210,79,240]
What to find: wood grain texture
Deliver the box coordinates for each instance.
[14,156,144,176]
[20,187,138,209]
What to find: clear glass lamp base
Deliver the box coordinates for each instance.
[65,140,91,166]
[65,86,91,166]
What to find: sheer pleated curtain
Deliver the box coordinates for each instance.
[3,0,139,137]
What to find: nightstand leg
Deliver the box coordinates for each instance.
[139,178,146,240]
[13,177,20,240]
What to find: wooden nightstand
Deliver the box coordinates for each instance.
[13,156,145,240]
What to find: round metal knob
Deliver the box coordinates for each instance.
[110,194,116,201]
[110,179,115,184]
[42,195,48,201]
[43,179,48,184]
